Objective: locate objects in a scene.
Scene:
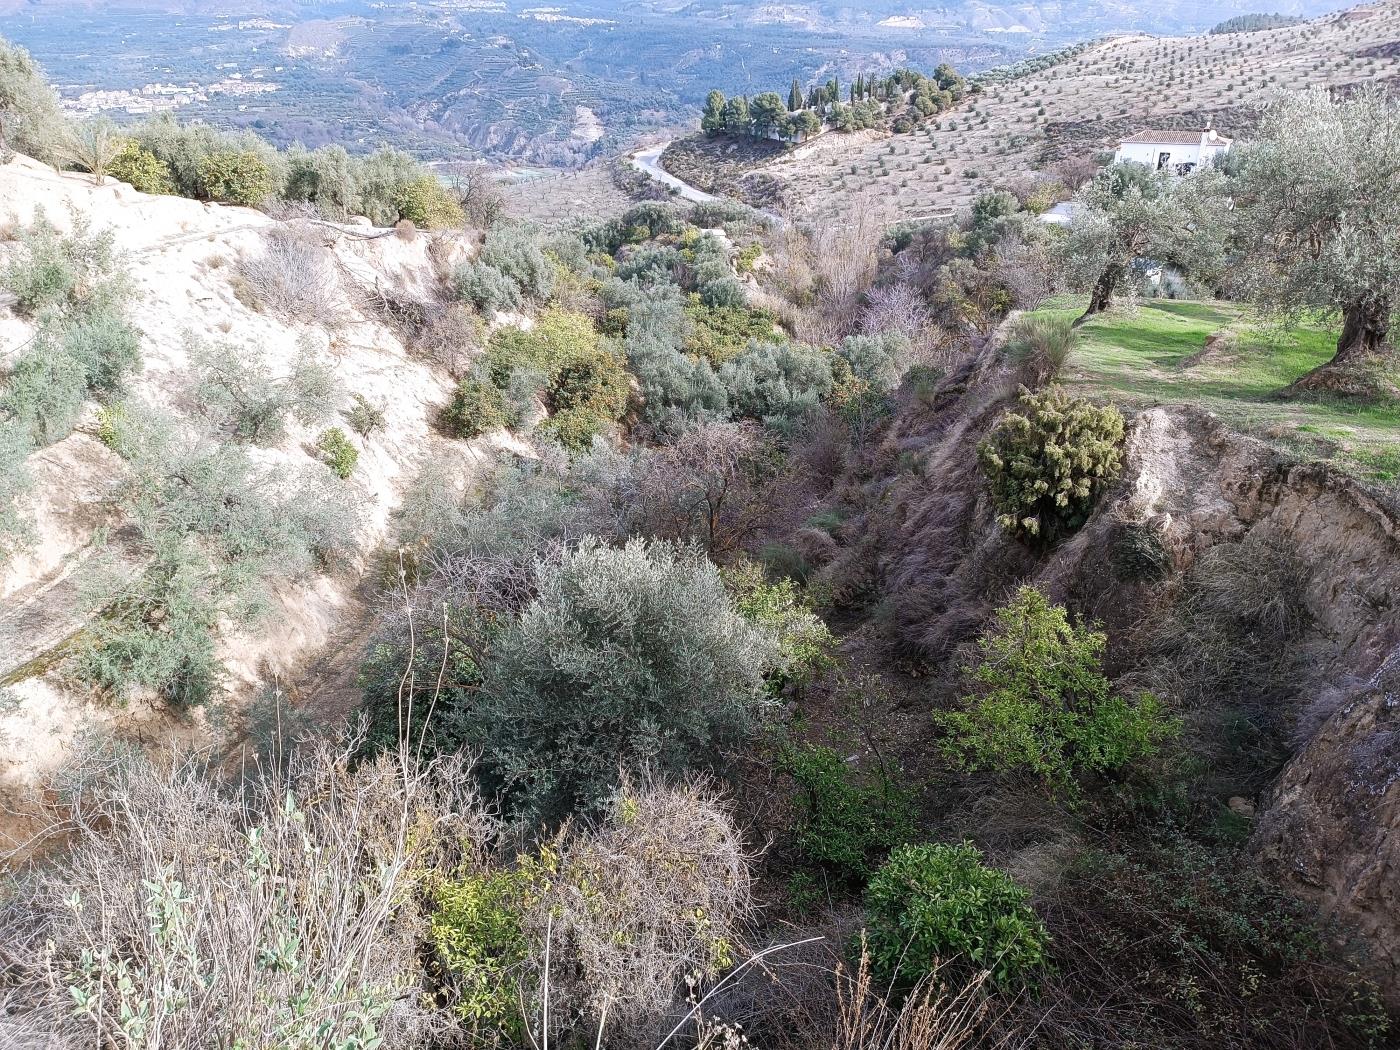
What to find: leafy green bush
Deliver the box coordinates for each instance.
[724,559,833,689]
[978,384,1124,543]
[937,587,1179,798]
[106,139,173,194]
[453,538,781,822]
[864,842,1049,987]
[392,174,465,229]
[482,310,598,386]
[684,301,778,365]
[0,213,128,318]
[197,149,276,206]
[837,332,906,394]
[316,426,358,479]
[439,378,509,438]
[431,868,533,1035]
[778,743,915,881]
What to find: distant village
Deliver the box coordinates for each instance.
[62,75,280,117]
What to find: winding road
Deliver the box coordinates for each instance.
[630,141,718,204]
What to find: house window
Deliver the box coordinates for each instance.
[1156,151,1171,170]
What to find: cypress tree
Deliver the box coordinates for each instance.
[789,78,802,112]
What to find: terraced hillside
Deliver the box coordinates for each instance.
[674,1,1400,223]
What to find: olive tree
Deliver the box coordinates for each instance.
[0,36,64,163]
[1061,162,1228,324]
[1231,88,1400,385]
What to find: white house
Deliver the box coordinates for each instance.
[1113,126,1232,175]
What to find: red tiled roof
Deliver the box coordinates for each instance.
[1118,129,1232,145]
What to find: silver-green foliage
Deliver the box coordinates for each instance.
[0,35,66,164]
[1231,87,1400,366]
[190,336,340,444]
[720,339,835,432]
[456,538,781,821]
[77,408,360,705]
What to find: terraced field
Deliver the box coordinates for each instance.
[698,1,1400,223]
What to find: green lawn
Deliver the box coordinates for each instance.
[1025,296,1400,485]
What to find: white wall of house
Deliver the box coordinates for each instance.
[1113,133,1231,172]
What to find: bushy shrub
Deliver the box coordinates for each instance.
[837,332,907,394]
[191,337,340,443]
[76,408,360,705]
[453,260,523,316]
[344,392,386,438]
[721,340,835,432]
[452,538,781,822]
[937,587,1179,799]
[0,213,128,318]
[431,868,533,1036]
[454,226,557,313]
[778,743,915,881]
[482,310,598,385]
[865,842,1049,987]
[615,243,681,286]
[316,426,358,479]
[393,173,465,229]
[978,384,1124,543]
[724,559,833,689]
[700,275,748,309]
[439,378,509,439]
[197,149,276,206]
[283,142,355,217]
[684,301,778,365]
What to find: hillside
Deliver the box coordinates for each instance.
[0,156,510,847]
[663,0,1400,221]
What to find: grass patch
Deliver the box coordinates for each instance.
[1025,296,1400,484]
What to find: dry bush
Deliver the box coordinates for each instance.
[525,779,757,1044]
[236,225,342,326]
[415,302,485,378]
[802,205,888,345]
[620,421,775,552]
[0,737,493,1049]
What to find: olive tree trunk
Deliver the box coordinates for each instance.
[1333,294,1392,366]
[1074,261,1125,327]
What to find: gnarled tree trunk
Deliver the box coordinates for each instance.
[1074,261,1124,327]
[1290,294,1394,395]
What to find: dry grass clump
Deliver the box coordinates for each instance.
[535,779,757,1043]
[235,225,342,326]
[0,737,492,1049]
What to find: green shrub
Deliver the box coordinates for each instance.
[431,868,533,1035]
[684,301,778,365]
[454,538,781,822]
[392,173,465,228]
[837,332,906,394]
[724,559,833,689]
[190,338,339,444]
[720,340,835,432]
[316,426,358,479]
[864,842,1049,987]
[344,392,386,438]
[778,743,915,881]
[197,149,275,206]
[482,310,599,387]
[538,405,605,452]
[453,261,522,316]
[937,587,1179,799]
[978,384,1124,543]
[439,378,509,438]
[106,139,172,194]
[1,213,128,318]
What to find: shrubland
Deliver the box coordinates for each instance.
[3,55,1399,1050]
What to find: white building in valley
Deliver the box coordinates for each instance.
[1113,126,1232,175]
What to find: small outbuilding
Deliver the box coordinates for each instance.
[1113,125,1232,174]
